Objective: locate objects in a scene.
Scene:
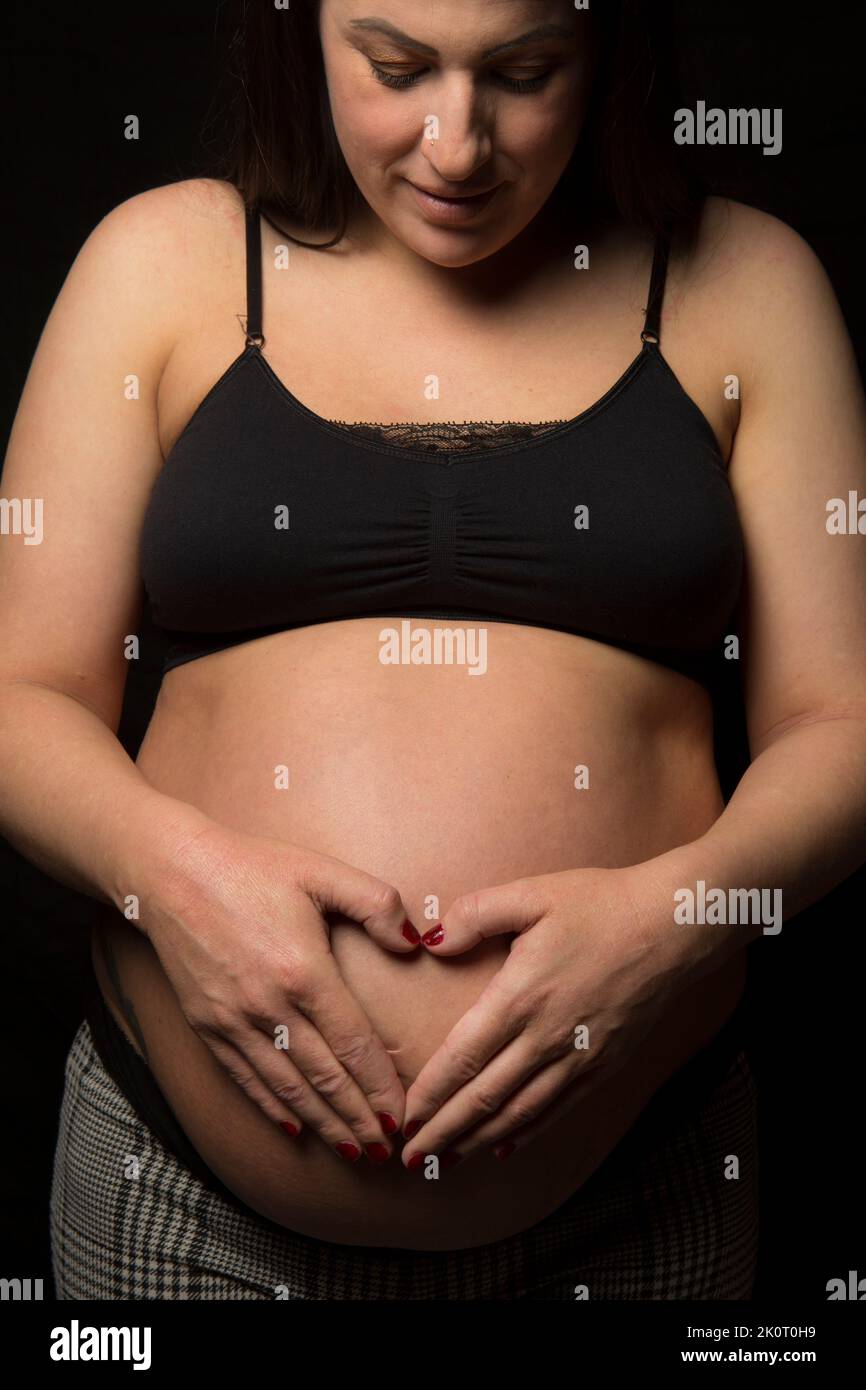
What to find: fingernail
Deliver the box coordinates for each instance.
[403,1117,421,1139]
[279,1120,299,1138]
[377,1111,399,1135]
[335,1141,361,1163]
[365,1142,391,1164]
[406,1151,425,1170]
[493,1141,516,1160]
[402,919,421,944]
[441,1149,463,1169]
[422,924,444,947]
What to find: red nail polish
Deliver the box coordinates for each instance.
[377,1111,398,1135]
[335,1141,361,1162]
[494,1141,516,1160]
[403,1117,421,1139]
[365,1142,390,1164]
[402,919,421,944]
[422,924,444,947]
[441,1149,462,1169]
[279,1120,299,1138]
[406,1151,425,1170]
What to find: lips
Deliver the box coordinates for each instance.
[413,184,498,201]
[407,180,501,223]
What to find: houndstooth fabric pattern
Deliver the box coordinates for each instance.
[50,1018,759,1301]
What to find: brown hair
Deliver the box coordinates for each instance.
[205,0,705,248]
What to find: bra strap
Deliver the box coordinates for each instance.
[244,204,265,348]
[641,228,671,346]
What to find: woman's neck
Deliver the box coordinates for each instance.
[346,193,594,311]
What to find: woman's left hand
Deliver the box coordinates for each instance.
[400,865,699,1166]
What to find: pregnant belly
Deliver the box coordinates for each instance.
[100,619,746,1249]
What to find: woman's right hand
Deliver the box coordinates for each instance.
[137,820,419,1161]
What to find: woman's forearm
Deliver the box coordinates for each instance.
[0,678,216,915]
[624,713,866,978]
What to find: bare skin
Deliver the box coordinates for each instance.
[87,177,749,1248]
[2,0,864,1269]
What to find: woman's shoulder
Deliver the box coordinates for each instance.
[94,176,245,238]
[694,196,830,289]
[658,194,845,406]
[106,176,323,249]
[90,176,329,313]
[60,179,249,367]
[87,178,248,286]
[682,196,839,349]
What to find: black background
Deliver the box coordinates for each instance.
[1,0,864,1302]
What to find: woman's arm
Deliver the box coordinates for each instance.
[0,183,414,1152]
[623,716,866,971]
[397,200,866,1160]
[0,678,216,908]
[624,200,866,969]
[0,188,212,902]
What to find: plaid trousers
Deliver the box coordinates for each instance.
[50,1018,759,1300]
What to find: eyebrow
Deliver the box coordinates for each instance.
[348,18,575,61]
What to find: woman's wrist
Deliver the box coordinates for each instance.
[620,839,761,991]
[105,789,221,931]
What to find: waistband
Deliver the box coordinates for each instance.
[83,967,751,1218]
[82,976,246,1213]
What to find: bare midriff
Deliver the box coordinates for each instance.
[92,617,747,1249]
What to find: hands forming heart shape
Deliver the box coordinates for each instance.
[148,822,718,1167]
[394,861,707,1169]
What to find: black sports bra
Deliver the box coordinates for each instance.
[139,206,744,686]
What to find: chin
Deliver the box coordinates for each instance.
[413,241,500,268]
[395,220,524,268]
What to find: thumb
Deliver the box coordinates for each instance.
[422,878,544,956]
[298,852,420,953]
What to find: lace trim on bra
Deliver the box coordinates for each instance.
[325,418,568,453]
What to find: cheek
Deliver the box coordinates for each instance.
[327,71,415,171]
[502,89,586,185]
[503,117,575,186]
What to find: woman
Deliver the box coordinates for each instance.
[2,0,865,1301]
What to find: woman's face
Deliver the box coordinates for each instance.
[319,0,597,266]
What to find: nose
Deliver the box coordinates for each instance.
[420,76,494,186]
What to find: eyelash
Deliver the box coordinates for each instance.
[370,65,552,94]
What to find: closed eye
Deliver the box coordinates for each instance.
[370,64,554,94]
